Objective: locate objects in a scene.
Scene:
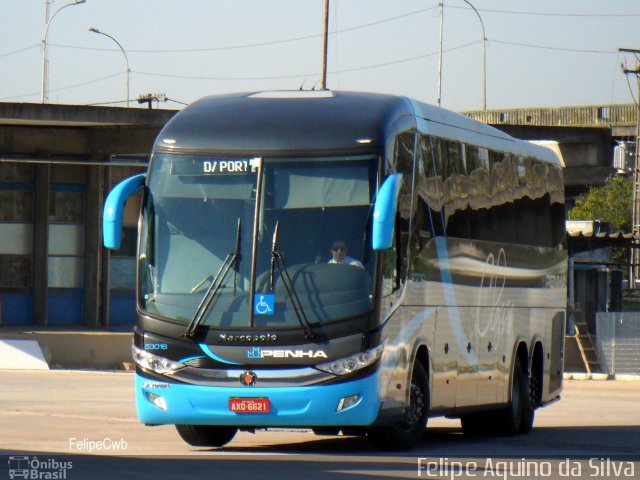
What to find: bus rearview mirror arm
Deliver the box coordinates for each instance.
[103,173,146,250]
[372,173,403,250]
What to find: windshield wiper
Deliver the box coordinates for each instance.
[269,221,314,340]
[183,218,241,340]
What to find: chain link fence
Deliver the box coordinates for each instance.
[596,313,640,375]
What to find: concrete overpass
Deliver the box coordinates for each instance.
[463,103,636,137]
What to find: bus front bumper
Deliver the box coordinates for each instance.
[136,371,381,426]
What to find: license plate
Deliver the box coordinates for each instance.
[229,397,270,414]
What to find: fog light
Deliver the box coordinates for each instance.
[145,392,167,411]
[336,394,360,412]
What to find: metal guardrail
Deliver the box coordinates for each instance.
[596,312,640,375]
[463,104,637,128]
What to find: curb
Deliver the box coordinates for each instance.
[563,372,640,381]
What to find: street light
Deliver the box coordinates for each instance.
[89,28,130,107]
[437,0,487,111]
[41,0,86,104]
[321,0,329,90]
[460,0,487,111]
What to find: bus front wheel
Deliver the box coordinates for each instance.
[367,361,429,451]
[175,425,238,447]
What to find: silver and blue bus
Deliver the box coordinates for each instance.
[103,90,567,450]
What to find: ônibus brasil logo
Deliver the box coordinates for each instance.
[8,456,72,479]
[247,347,327,359]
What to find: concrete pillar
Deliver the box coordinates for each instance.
[83,163,104,327]
[99,167,112,327]
[33,164,50,326]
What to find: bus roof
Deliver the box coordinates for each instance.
[410,100,561,166]
[153,90,561,166]
[154,90,405,156]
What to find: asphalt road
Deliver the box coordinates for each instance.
[0,371,638,480]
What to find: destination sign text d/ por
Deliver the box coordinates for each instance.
[203,158,260,175]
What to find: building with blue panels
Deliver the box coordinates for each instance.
[0,103,175,327]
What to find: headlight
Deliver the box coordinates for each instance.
[132,345,185,375]
[315,343,384,375]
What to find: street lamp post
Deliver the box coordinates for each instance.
[437,0,444,107]
[460,0,487,111]
[41,0,86,104]
[89,28,130,107]
[437,0,487,110]
[619,48,640,286]
[321,0,330,90]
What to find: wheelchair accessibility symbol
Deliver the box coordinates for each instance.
[254,294,275,315]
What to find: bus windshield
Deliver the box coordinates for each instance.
[139,154,376,330]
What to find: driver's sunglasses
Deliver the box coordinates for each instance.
[332,245,347,251]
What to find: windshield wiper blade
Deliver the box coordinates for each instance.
[270,221,314,340]
[269,221,279,291]
[233,214,241,296]
[183,218,241,340]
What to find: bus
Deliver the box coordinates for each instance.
[103,90,567,450]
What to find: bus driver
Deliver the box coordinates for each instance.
[328,240,364,268]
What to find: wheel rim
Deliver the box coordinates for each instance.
[529,373,539,408]
[401,377,425,431]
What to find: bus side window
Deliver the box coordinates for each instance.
[413,135,434,252]
[395,133,414,286]
[420,135,445,237]
[381,226,398,297]
[381,132,415,296]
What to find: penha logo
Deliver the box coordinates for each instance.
[247,347,327,359]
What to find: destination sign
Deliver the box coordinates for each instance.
[171,157,261,176]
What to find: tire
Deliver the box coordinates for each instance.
[175,425,238,447]
[367,361,429,451]
[494,359,528,436]
[519,368,539,434]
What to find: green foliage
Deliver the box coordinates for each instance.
[567,175,632,232]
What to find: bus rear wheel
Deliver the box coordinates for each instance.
[519,369,539,434]
[367,361,429,451]
[175,425,238,447]
[494,359,528,436]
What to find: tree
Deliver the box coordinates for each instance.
[567,175,632,232]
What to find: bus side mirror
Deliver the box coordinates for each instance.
[103,173,146,250]
[372,173,403,250]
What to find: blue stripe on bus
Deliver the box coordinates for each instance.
[178,355,206,363]
[199,344,242,365]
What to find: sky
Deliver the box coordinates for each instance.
[2,0,640,112]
